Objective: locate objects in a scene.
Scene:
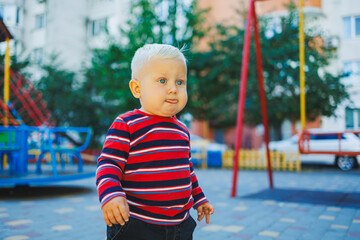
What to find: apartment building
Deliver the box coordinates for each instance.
[0,0,131,75]
[320,0,360,131]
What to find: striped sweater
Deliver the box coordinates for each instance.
[96,109,208,225]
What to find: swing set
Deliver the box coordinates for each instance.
[231,0,360,197]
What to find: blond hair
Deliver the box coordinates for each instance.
[131,44,187,79]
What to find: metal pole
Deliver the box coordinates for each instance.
[4,38,10,126]
[231,0,255,198]
[252,1,273,188]
[299,0,306,129]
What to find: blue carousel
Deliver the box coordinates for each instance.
[0,19,94,187]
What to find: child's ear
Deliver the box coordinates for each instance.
[129,79,141,98]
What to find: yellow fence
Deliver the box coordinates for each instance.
[29,149,95,163]
[222,149,301,171]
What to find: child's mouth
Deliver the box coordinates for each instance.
[165,99,178,104]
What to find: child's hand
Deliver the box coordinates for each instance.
[197,202,214,224]
[102,196,130,227]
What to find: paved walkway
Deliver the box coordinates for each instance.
[1,167,360,240]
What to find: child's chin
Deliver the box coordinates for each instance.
[159,111,178,117]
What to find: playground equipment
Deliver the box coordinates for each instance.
[298,130,360,171]
[0,125,92,172]
[231,0,274,197]
[232,0,359,197]
[0,18,94,186]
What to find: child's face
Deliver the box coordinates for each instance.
[130,57,188,117]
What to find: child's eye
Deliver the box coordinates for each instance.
[159,79,166,83]
[176,80,183,85]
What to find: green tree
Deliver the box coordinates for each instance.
[35,59,103,145]
[187,4,348,139]
[85,0,208,145]
[0,53,31,77]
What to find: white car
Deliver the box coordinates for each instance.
[268,129,360,171]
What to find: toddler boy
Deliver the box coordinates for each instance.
[96,43,214,240]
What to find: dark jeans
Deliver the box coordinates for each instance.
[107,215,197,240]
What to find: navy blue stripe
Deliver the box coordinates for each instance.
[122,177,191,188]
[131,122,188,141]
[102,147,129,159]
[127,195,190,207]
[131,149,188,157]
[131,139,189,151]
[191,180,199,189]
[125,158,189,171]
[122,113,147,122]
[107,128,129,139]
[97,159,125,172]
[99,186,124,200]
[193,192,206,203]
[96,174,121,185]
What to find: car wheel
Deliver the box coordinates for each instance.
[335,156,355,171]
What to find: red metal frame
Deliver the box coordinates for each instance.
[298,130,360,156]
[0,99,19,125]
[0,66,54,126]
[231,0,273,198]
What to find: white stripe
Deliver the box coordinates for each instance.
[123,183,192,193]
[97,177,119,189]
[100,153,127,163]
[130,210,189,223]
[177,119,187,127]
[96,163,121,175]
[101,191,126,204]
[97,178,109,188]
[127,116,149,125]
[176,120,189,134]
[130,146,189,156]
[125,164,189,174]
[194,197,207,205]
[127,199,145,207]
[106,135,130,143]
[130,127,186,146]
[96,164,121,175]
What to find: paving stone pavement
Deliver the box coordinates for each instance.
[1,167,360,240]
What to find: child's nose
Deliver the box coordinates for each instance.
[168,83,177,94]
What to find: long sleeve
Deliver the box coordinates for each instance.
[189,151,208,209]
[96,117,130,208]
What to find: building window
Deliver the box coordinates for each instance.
[0,6,4,20]
[35,14,46,29]
[342,16,360,39]
[90,18,107,36]
[342,17,351,39]
[16,7,20,25]
[342,61,360,86]
[346,108,360,129]
[356,17,360,37]
[33,48,43,64]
